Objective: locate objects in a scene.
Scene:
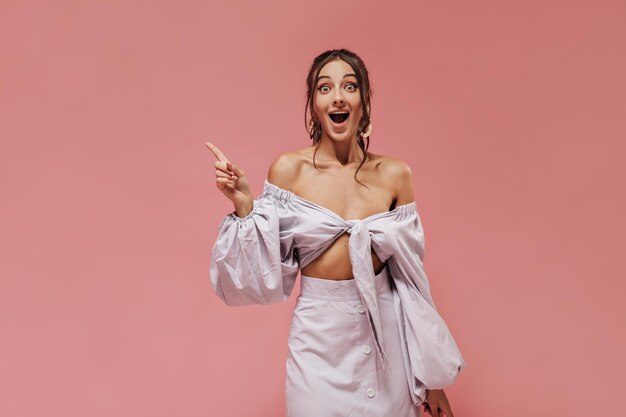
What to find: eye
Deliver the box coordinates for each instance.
[318,85,330,93]
[345,82,357,91]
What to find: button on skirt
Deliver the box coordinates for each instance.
[286,265,421,417]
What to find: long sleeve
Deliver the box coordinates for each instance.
[209,191,300,306]
[387,204,467,406]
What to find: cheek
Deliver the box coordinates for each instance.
[349,95,362,109]
[351,100,363,119]
[313,98,328,119]
[312,103,321,119]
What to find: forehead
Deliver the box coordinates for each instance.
[317,59,356,80]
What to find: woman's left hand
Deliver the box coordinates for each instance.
[423,389,455,417]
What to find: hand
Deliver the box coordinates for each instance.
[205,141,254,216]
[423,389,455,417]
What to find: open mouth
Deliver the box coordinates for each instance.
[329,111,349,124]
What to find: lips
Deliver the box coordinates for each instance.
[329,111,349,124]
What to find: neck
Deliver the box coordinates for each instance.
[316,134,365,166]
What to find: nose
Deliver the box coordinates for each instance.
[333,90,345,105]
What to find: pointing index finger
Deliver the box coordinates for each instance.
[205,142,230,164]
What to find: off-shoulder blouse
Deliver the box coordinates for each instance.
[209,179,467,406]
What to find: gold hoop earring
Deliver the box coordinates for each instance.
[360,121,373,138]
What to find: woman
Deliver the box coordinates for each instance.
[207,48,466,417]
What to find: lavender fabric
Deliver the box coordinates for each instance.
[287,266,420,416]
[210,179,467,406]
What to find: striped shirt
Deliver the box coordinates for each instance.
[210,179,467,405]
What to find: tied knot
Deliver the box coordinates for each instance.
[345,219,390,369]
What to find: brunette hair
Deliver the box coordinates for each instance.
[304,48,373,187]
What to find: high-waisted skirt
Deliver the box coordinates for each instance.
[286,265,421,417]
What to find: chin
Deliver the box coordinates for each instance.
[327,133,351,142]
[325,128,356,141]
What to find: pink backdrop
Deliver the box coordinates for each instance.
[1,1,624,416]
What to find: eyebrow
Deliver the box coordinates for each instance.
[316,73,357,82]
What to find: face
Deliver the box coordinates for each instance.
[313,59,364,143]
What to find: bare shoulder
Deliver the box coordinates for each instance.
[267,146,311,190]
[373,153,415,206]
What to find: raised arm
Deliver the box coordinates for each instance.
[206,143,300,306]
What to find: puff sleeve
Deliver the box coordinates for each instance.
[387,204,467,406]
[209,191,300,306]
